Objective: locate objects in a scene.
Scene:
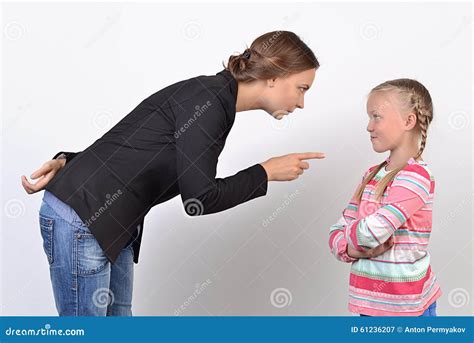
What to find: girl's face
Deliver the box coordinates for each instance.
[366,91,416,153]
[262,68,316,119]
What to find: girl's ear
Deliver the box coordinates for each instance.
[405,112,418,130]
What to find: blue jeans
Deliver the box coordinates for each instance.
[360,302,437,317]
[39,191,134,316]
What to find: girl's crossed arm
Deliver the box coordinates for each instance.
[345,164,431,253]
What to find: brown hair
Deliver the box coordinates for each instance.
[224,31,319,83]
[355,78,434,201]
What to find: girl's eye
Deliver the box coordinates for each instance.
[299,87,307,93]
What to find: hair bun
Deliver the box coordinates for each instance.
[242,49,252,60]
[224,31,319,83]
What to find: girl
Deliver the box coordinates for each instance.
[328,78,441,316]
[22,31,325,316]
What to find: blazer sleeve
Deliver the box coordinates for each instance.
[52,151,81,164]
[175,96,268,216]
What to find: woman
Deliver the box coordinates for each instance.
[22,31,389,316]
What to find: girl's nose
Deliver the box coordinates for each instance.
[367,121,374,132]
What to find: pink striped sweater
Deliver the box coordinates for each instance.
[328,157,442,316]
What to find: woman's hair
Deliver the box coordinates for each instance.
[225,31,319,82]
[355,78,434,201]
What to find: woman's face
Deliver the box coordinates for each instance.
[262,68,316,119]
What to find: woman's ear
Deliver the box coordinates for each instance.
[405,112,418,130]
[267,78,276,88]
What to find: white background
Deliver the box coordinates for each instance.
[1,1,472,315]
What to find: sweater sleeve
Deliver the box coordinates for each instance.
[345,165,432,252]
[175,96,268,216]
[328,170,369,263]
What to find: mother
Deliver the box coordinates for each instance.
[21,31,322,316]
[21,31,387,316]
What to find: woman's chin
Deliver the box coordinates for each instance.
[271,110,289,120]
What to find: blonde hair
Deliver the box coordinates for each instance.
[356,78,434,201]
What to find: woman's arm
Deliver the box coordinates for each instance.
[175,97,268,215]
[21,151,81,194]
[175,95,324,215]
[52,151,80,162]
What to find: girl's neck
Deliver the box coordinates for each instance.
[386,145,421,171]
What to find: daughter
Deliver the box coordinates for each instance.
[328,78,441,316]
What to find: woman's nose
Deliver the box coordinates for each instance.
[297,98,304,109]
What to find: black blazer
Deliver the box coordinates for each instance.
[45,70,268,264]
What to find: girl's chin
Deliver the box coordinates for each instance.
[372,146,389,153]
[371,142,389,153]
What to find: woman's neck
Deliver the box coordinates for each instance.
[235,81,266,112]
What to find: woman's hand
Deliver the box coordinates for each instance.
[21,159,66,194]
[347,236,394,259]
[260,152,325,181]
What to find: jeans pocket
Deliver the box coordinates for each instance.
[75,231,109,275]
[39,215,54,265]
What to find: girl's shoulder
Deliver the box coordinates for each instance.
[364,158,434,180]
[398,158,434,182]
[393,159,435,197]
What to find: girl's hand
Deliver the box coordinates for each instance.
[347,236,394,259]
[21,159,66,194]
[260,152,325,181]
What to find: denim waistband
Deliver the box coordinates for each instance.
[43,190,86,228]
